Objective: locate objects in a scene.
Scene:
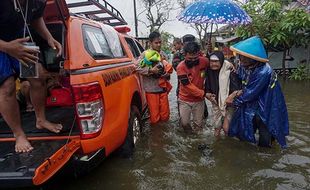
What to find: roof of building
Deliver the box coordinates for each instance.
[216,36,239,44]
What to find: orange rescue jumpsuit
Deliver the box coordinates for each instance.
[137,52,173,124]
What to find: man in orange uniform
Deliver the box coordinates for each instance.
[177,41,209,133]
[137,31,173,124]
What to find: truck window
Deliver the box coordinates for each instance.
[83,25,124,59]
[125,38,140,58]
[135,40,145,53]
[101,24,125,58]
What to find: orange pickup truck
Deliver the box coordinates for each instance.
[0,0,147,188]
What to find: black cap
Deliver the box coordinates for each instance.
[182,34,196,44]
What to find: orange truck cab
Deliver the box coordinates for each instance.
[0,0,147,188]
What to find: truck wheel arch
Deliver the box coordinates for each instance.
[131,91,142,113]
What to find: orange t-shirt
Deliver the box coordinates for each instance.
[177,57,209,102]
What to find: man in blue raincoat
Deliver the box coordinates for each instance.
[225,36,289,148]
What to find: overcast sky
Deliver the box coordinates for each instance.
[67,0,198,38]
[105,0,197,37]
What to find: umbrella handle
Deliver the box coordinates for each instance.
[209,23,213,43]
[207,23,213,54]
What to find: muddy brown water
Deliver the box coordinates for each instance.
[28,74,309,190]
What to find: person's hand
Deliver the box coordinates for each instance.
[225,95,234,105]
[210,96,217,105]
[235,90,242,97]
[230,63,236,72]
[225,90,242,105]
[205,93,213,100]
[171,47,176,54]
[205,93,217,104]
[4,37,39,66]
[47,37,62,57]
[150,66,160,74]
[161,72,170,78]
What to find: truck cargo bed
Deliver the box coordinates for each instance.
[0,140,67,188]
[0,107,79,138]
[0,106,81,188]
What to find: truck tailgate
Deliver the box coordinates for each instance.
[0,138,80,188]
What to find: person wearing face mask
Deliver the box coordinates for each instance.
[181,34,209,119]
[205,51,241,137]
[226,36,289,148]
[176,41,209,133]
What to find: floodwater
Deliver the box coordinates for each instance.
[35,74,310,190]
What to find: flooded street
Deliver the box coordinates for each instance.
[37,74,310,190]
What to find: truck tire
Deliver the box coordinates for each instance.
[118,105,141,158]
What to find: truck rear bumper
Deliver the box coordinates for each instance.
[70,148,106,176]
[0,177,33,188]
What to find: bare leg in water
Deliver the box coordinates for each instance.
[222,116,230,135]
[0,77,33,152]
[222,107,234,136]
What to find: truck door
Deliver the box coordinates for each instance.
[125,38,147,109]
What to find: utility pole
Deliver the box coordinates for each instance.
[133,0,138,37]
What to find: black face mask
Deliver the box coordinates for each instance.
[185,59,199,68]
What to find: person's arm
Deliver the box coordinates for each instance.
[225,60,235,71]
[136,52,151,76]
[0,37,39,65]
[204,69,217,103]
[225,90,242,105]
[178,74,205,98]
[136,65,151,76]
[177,64,205,99]
[172,53,181,70]
[31,18,62,56]
[233,68,271,107]
[163,60,173,74]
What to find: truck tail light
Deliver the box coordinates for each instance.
[72,82,104,139]
[114,26,131,33]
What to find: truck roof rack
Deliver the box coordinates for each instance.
[67,0,127,26]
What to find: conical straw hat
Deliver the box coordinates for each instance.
[230,36,268,62]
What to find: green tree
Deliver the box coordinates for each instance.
[160,31,175,53]
[139,0,175,33]
[236,0,310,77]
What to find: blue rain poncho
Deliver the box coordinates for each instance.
[228,63,289,148]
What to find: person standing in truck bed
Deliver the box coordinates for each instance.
[0,0,62,152]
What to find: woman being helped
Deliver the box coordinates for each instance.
[205,51,241,136]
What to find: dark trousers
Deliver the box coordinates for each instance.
[253,115,272,147]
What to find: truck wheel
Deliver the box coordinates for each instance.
[118,105,141,158]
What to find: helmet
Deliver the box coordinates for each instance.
[140,50,161,67]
